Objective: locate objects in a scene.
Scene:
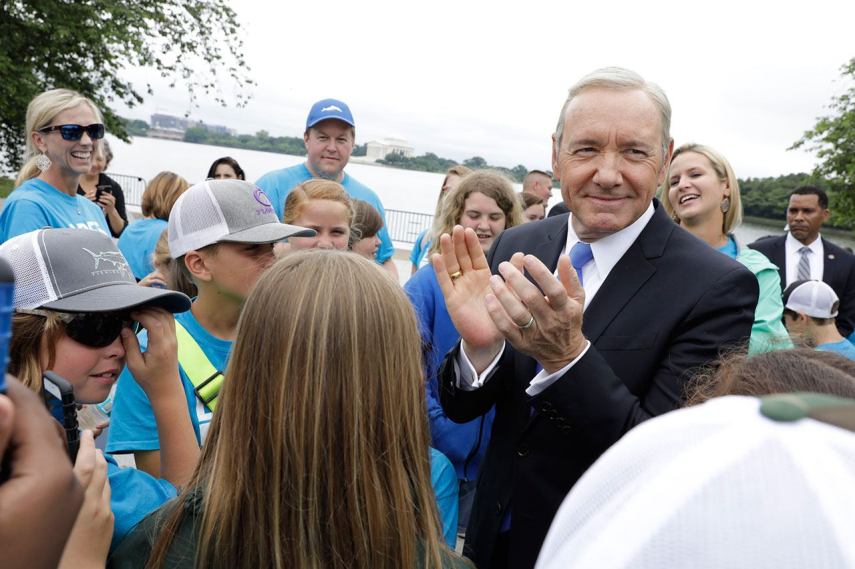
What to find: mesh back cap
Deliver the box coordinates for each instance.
[168,179,315,258]
[0,229,190,313]
[783,279,840,319]
[536,395,855,569]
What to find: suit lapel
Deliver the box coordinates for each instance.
[582,225,660,343]
[771,238,787,288]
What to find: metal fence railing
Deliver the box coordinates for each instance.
[109,172,147,207]
[384,209,434,244]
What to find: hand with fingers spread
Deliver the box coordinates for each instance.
[432,226,504,370]
[59,430,113,569]
[487,253,587,373]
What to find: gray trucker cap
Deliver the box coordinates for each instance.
[0,228,191,313]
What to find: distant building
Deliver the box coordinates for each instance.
[365,138,414,162]
[147,113,235,140]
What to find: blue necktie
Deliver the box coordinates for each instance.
[570,241,594,285]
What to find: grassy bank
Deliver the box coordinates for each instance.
[0,177,13,198]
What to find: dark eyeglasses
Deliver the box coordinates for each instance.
[17,308,139,348]
[37,123,105,141]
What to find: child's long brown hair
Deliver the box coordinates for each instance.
[147,250,453,569]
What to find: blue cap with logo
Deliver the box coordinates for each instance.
[306,98,355,129]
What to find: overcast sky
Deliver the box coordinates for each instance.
[117,0,854,178]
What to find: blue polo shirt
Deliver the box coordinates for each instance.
[255,163,394,263]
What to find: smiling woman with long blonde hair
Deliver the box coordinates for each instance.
[111,251,469,569]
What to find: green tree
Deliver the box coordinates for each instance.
[511,164,528,182]
[0,0,253,171]
[463,156,488,169]
[791,57,855,227]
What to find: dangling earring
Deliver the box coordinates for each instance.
[671,212,681,224]
[35,152,51,172]
[720,197,731,214]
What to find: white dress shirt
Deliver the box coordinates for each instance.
[456,203,656,396]
[785,232,824,286]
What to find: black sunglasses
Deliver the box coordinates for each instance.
[17,308,140,348]
[38,123,105,141]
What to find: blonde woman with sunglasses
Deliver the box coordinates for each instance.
[1,89,111,243]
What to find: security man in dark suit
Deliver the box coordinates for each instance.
[750,186,855,338]
[431,67,758,569]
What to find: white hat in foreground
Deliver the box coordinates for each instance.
[536,394,855,569]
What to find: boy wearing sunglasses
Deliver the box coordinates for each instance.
[107,180,314,479]
[1,90,110,243]
[0,227,198,557]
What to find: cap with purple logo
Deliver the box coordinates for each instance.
[306,98,355,129]
[168,179,316,258]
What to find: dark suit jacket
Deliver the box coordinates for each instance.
[749,235,855,337]
[546,202,569,218]
[439,203,758,569]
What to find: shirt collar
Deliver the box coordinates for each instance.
[564,203,655,277]
[786,232,823,254]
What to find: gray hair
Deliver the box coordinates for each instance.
[101,139,113,167]
[554,67,672,156]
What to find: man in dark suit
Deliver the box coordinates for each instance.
[749,186,855,337]
[430,68,758,569]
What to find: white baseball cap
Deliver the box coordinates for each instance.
[783,279,840,319]
[536,394,855,569]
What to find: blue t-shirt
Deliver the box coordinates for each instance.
[410,228,432,269]
[255,163,394,263]
[46,396,176,552]
[118,218,168,280]
[716,236,739,259]
[817,339,855,361]
[429,447,459,548]
[0,177,109,243]
[107,308,232,453]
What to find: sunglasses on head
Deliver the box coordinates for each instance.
[17,308,140,348]
[38,123,105,141]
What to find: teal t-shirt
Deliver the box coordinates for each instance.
[0,178,109,243]
[817,339,855,361]
[429,447,459,548]
[118,218,168,280]
[255,163,394,263]
[107,307,232,453]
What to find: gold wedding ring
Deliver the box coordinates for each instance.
[520,315,535,330]
[450,270,463,280]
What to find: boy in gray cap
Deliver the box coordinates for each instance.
[107,180,314,474]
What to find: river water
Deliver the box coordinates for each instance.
[106,136,855,250]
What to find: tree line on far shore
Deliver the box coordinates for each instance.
[121,117,849,229]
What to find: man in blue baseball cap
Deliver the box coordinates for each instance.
[256,98,397,278]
